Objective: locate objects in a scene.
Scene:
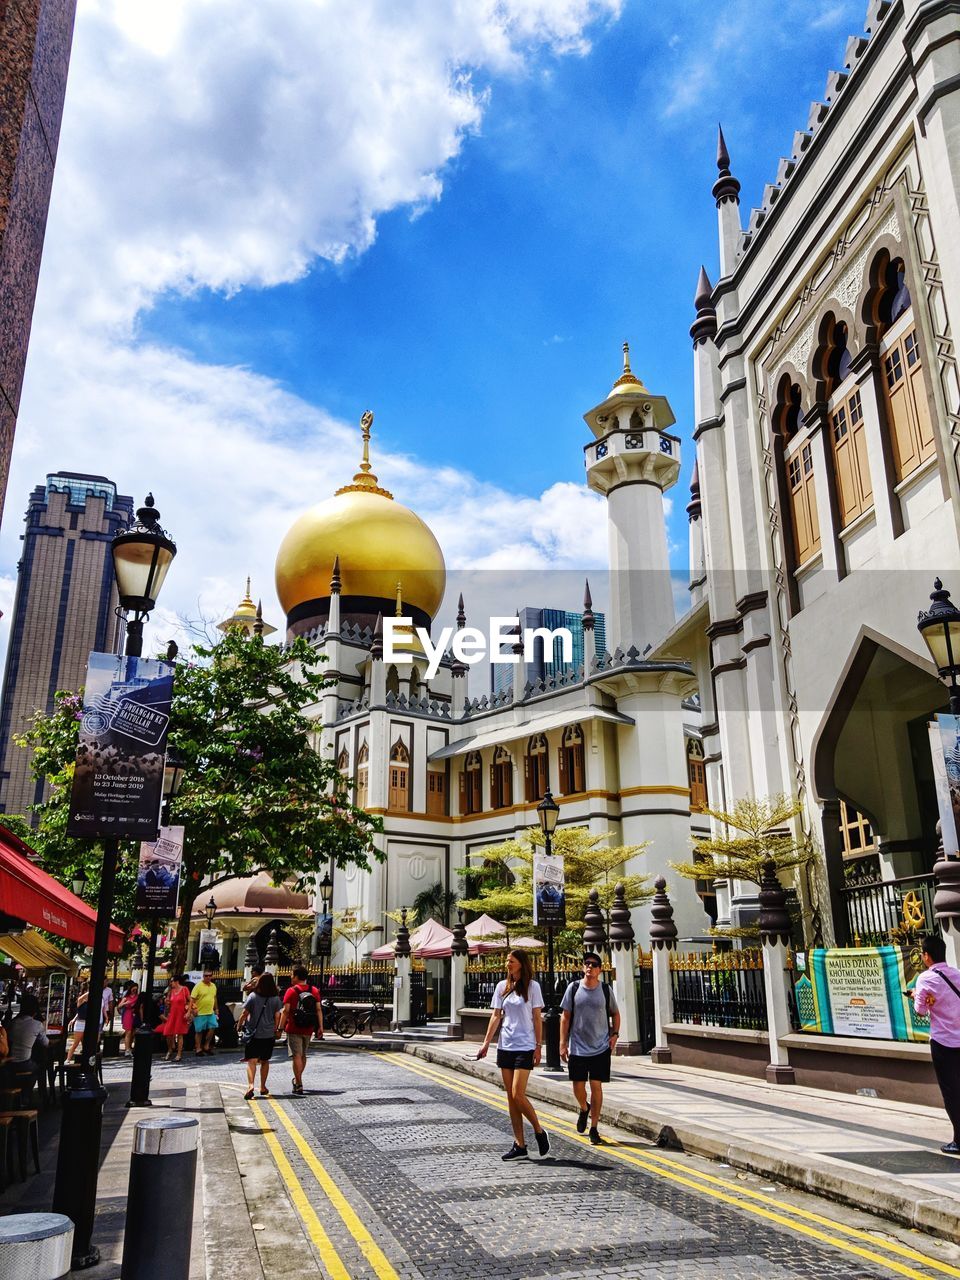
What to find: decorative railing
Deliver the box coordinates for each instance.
[839,873,938,947]
[668,949,768,1031]
[462,962,614,1010]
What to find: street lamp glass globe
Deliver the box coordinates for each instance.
[918,579,960,678]
[163,748,186,799]
[72,870,88,898]
[537,789,560,836]
[319,871,333,910]
[111,494,177,615]
[204,897,217,927]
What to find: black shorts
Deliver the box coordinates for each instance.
[568,1049,611,1082]
[497,1048,535,1070]
[244,1036,276,1062]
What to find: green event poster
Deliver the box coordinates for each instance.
[793,946,928,1043]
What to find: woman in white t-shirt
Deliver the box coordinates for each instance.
[477,949,550,1161]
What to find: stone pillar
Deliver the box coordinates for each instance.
[448,911,468,1038]
[759,861,796,1084]
[934,848,960,969]
[608,882,642,1055]
[582,888,607,953]
[393,909,412,1028]
[649,878,678,1064]
[243,935,260,984]
[264,928,280,978]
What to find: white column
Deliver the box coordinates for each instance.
[648,878,678,1065]
[612,947,639,1052]
[393,955,411,1027]
[761,937,795,1083]
[449,952,467,1035]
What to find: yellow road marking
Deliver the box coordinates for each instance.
[387,1054,960,1280]
[248,1099,352,1280]
[266,1097,400,1280]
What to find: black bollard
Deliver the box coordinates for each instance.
[120,1116,198,1280]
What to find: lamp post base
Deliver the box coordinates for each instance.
[542,1004,562,1073]
[52,1072,108,1267]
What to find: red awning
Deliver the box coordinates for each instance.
[0,826,125,953]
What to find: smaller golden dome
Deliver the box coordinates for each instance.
[609,341,649,397]
[218,578,277,637]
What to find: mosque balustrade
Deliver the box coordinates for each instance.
[462,957,614,1009]
[668,949,768,1032]
[839,872,938,948]
[384,690,452,718]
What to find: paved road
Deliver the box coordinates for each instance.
[136,1050,960,1280]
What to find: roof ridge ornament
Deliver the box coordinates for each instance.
[609,341,648,396]
[335,410,394,499]
[713,123,741,208]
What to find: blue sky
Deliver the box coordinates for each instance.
[3,0,869,656]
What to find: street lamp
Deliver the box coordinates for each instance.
[129,743,185,1109]
[317,870,334,990]
[918,578,960,714]
[204,896,217,928]
[72,868,88,900]
[537,789,562,1072]
[53,494,175,1270]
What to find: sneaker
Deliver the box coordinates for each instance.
[576,1109,589,1134]
[589,1127,602,1146]
[535,1129,550,1157]
[942,1141,960,1156]
[292,1083,304,1096]
[243,1088,254,1100]
[501,1143,528,1162]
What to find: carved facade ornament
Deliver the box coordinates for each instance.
[784,319,816,376]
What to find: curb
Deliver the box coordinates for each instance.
[405,1044,960,1247]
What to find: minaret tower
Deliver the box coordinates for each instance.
[583,343,680,655]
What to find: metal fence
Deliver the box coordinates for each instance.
[635,950,655,1052]
[213,963,396,1007]
[462,963,614,1010]
[840,873,938,947]
[669,950,768,1031]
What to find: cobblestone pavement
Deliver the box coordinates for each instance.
[105,1052,960,1279]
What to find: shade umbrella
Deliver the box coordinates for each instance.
[464,913,510,954]
[370,917,454,960]
[509,937,545,950]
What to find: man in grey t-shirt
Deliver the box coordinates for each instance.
[559,952,620,1145]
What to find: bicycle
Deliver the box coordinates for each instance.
[320,998,356,1039]
[353,1000,390,1036]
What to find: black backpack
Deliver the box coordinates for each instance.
[293,985,319,1028]
[567,980,611,1036]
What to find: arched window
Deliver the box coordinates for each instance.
[839,800,875,859]
[524,734,549,802]
[356,741,369,810]
[870,251,935,481]
[686,739,707,812]
[388,739,409,811]
[427,767,446,815]
[491,746,513,809]
[461,750,482,815]
[386,665,400,699]
[559,725,585,794]
[775,375,820,566]
[336,746,349,776]
[819,316,872,528]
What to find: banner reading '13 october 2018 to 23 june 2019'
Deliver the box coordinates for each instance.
[67,651,174,841]
[135,825,184,914]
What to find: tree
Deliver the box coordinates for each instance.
[456,827,652,950]
[333,912,383,965]
[411,880,457,926]
[670,794,814,889]
[13,628,382,973]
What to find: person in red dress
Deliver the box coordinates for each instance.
[160,974,192,1062]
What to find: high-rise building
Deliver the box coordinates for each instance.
[0,1,79,524]
[491,606,607,694]
[0,472,133,818]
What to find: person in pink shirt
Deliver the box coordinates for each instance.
[914,935,960,1155]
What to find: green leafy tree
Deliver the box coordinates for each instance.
[670,794,815,888]
[333,912,383,965]
[13,628,381,973]
[457,827,652,950]
[411,880,457,926]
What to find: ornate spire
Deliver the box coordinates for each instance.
[264,928,280,968]
[254,600,264,636]
[582,888,607,951]
[395,907,411,958]
[456,593,466,629]
[452,594,468,677]
[582,579,595,633]
[609,340,648,396]
[330,555,341,596]
[335,410,394,499]
[244,936,260,970]
[713,124,741,207]
[609,882,635,950]
[690,265,717,346]
[687,459,701,521]
[395,581,403,616]
[371,611,384,661]
[450,909,469,957]
[649,878,678,950]
[758,861,792,945]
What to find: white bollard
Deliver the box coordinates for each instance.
[0,1213,74,1279]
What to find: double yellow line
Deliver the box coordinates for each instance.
[386,1053,960,1280]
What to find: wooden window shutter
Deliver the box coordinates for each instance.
[558,746,567,793]
[459,772,467,815]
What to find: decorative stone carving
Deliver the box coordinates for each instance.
[450,909,469,957]
[609,882,635,951]
[264,928,279,967]
[395,907,411,958]
[649,878,678,950]
[758,861,792,943]
[244,936,260,970]
[582,888,607,952]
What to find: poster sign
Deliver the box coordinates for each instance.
[315,911,333,959]
[929,715,960,857]
[792,945,927,1042]
[533,852,566,928]
[198,929,221,969]
[136,825,184,913]
[67,652,173,839]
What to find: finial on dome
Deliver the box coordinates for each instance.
[395,581,403,617]
[609,340,647,395]
[335,410,394,499]
[713,124,741,207]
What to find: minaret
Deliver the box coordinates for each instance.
[451,593,469,716]
[581,579,597,670]
[217,578,277,638]
[687,462,704,602]
[713,126,742,278]
[583,342,680,655]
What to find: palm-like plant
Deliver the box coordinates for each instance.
[412,881,457,926]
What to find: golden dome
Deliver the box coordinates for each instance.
[609,341,649,397]
[275,412,446,621]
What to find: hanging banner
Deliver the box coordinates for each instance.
[929,715,960,857]
[315,911,333,959]
[67,652,173,840]
[533,851,566,928]
[135,825,184,914]
[198,929,222,968]
[792,945,927,1042]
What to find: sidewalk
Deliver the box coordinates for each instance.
[406,1040,960,1244]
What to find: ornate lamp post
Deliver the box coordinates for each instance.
[317,870,333,989]
[537,789,562,1071]
[918,578,960,714]
[53,495,176,1269]
[204,896,217,928]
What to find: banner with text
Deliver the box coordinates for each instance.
[929,714,960,857]
[135,825,184,913]
[792,945,927,1042]
[67,651,173,840]
[533,852,566,928]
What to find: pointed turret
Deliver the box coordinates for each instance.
[687,460,701,521]
[690,266,717,346]
[713,124,741,205]
[370,611,384,661]
[330,555,341,595]
[582,579,595,632]
[712,125,743,277]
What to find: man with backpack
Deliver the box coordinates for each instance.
[559,952,620,1145]
[279,964,324,1095]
